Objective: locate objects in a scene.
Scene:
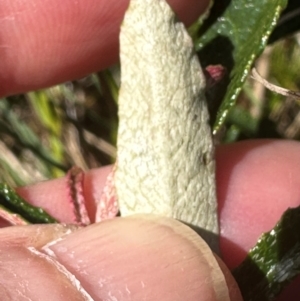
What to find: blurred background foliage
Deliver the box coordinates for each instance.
[0,0,300,187]
[0,73,118,186]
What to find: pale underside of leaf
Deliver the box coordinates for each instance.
[116,0,218,251]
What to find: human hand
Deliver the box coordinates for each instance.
[1,0,300,300]
[2,140,299,300]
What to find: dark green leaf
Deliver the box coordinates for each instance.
[233,206,300,301]
[195,0,288,134]
[0,183,57,224]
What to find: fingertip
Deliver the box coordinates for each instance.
[48,215,232,301]
[0,224,85,300]
[216,140,300,268]
[214,255,243,301]
[16,166,113,224]
[83,165,114,222]
[1,0,210,96]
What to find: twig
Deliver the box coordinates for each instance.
[251,67,300,100]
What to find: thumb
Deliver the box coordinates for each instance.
[0,215,242,301]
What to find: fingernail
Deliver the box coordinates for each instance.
[47,215,236,301]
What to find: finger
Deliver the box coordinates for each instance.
[0,215,242,301]
[16,165,113,223]
[217,139,300,301]
[0,224,89,300]
[0,0,210,97]
[16,139,300,253]
[217,139,300,268]
[6,139,300,299]
[0,223,78,247]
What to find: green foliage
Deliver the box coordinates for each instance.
[28,90,65,178]
[195,0,288,134]
[0,183,57,224]
[0,98,67,181]
[233,206,300,301]
[0,74,117,186]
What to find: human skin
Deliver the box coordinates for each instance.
[0,0,209,96]
[0,0,300,300]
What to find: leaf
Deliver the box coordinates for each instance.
[195,0,288,134]
[0,183,57,224]
[233,206,300,301]
[116,0,219,252]
[269,0,300,43]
